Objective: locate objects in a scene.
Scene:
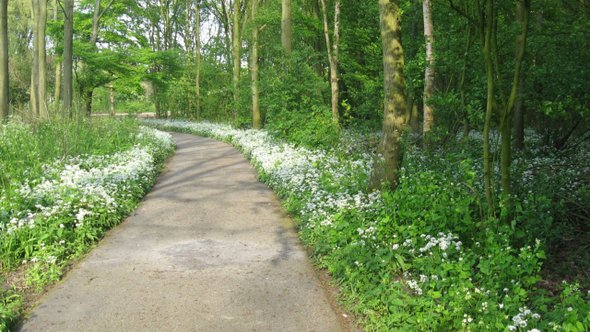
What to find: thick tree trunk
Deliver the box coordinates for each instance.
[250,0,261,129]
[0,0,8,120]
[422,0,435,147]
[281,0,292,55]
[63,0,74,118]
[232,0,240,119]
[374,0,408,190]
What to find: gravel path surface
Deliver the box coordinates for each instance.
[19,133,344,332]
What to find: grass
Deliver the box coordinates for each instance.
[0,117,175,330]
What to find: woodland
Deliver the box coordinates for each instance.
[0,0,589,330]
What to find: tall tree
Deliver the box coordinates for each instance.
[195,0,201,119]
[422,0,435,145]
[53,0,62,112]
[0,0,8,120]
[63,0,74,117]
[250,0,261,128]
[281,0,291,55]
[31,0,48,119]
[232,0,241,118]
[499,0,530,205]
[320,0,341,126]
[374,0,408,190]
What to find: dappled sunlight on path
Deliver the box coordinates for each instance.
[19,133,343,332]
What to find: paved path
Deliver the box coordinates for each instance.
[20,133,344,332]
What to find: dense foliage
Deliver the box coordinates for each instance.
[146,119,589,331]
[0,119,174,330]
[0,0,588,330]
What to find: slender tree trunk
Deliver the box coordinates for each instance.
[310,1,323,75]
[320,0,340,126]
[281,0,292,55]
[482,0,495,213]
[499,0,529,205]
[85,89,93,116]
[459,27,473,142]
[91,0,101,44]
[0,0,8,120]
[63,0,74,118]
[422,0,435,147]
[374,0,408,190]
[109,84,115,116]
[35,0,48,119]
[514,75,525,150]
[250,0,261,129]
[232,0,241,119]
[195,0,201,119]
[54,61,62,108]
[220,0,232,70]
[31,0,39,117]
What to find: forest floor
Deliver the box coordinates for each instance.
[17,133,352,331]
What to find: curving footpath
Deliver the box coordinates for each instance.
[19,133,344,332]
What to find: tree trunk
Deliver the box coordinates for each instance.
[55,0,62,113]
[0,0,8,120]
[232,0,241,119]
[281,0,292,55]
[422,0,435,147]
[250,0,261,129]
[499,0,529,206]
[374,0,408,190]
[514,76,525,151]
[54,60,62,109]
[320,0,340,126]
[91,0,101,44]
[195,0,201,119]
[85,89,93,117]
[63,0,74,118]
[459,27,473,142]
[109,84,115,116]
[482,0,495,213]
[34,0,48,119]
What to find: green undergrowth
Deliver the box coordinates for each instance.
[147,119,590,331]
[0,118,175,330]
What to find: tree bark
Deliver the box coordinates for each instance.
[320,0,340,126]
[250,0,261,129]
[281,0,292,55]
[109,84,115,116]
[232,0,241,119]
[31,0,45,118]
[422,0,435,147]
[36,0,48,119]
[514,75,525,151]
[195,0,201,119]
[499,0,529,204]
[91,0,101,44]
[374,0,408,190]
[0,0,8,120]
[63,0,74,118]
